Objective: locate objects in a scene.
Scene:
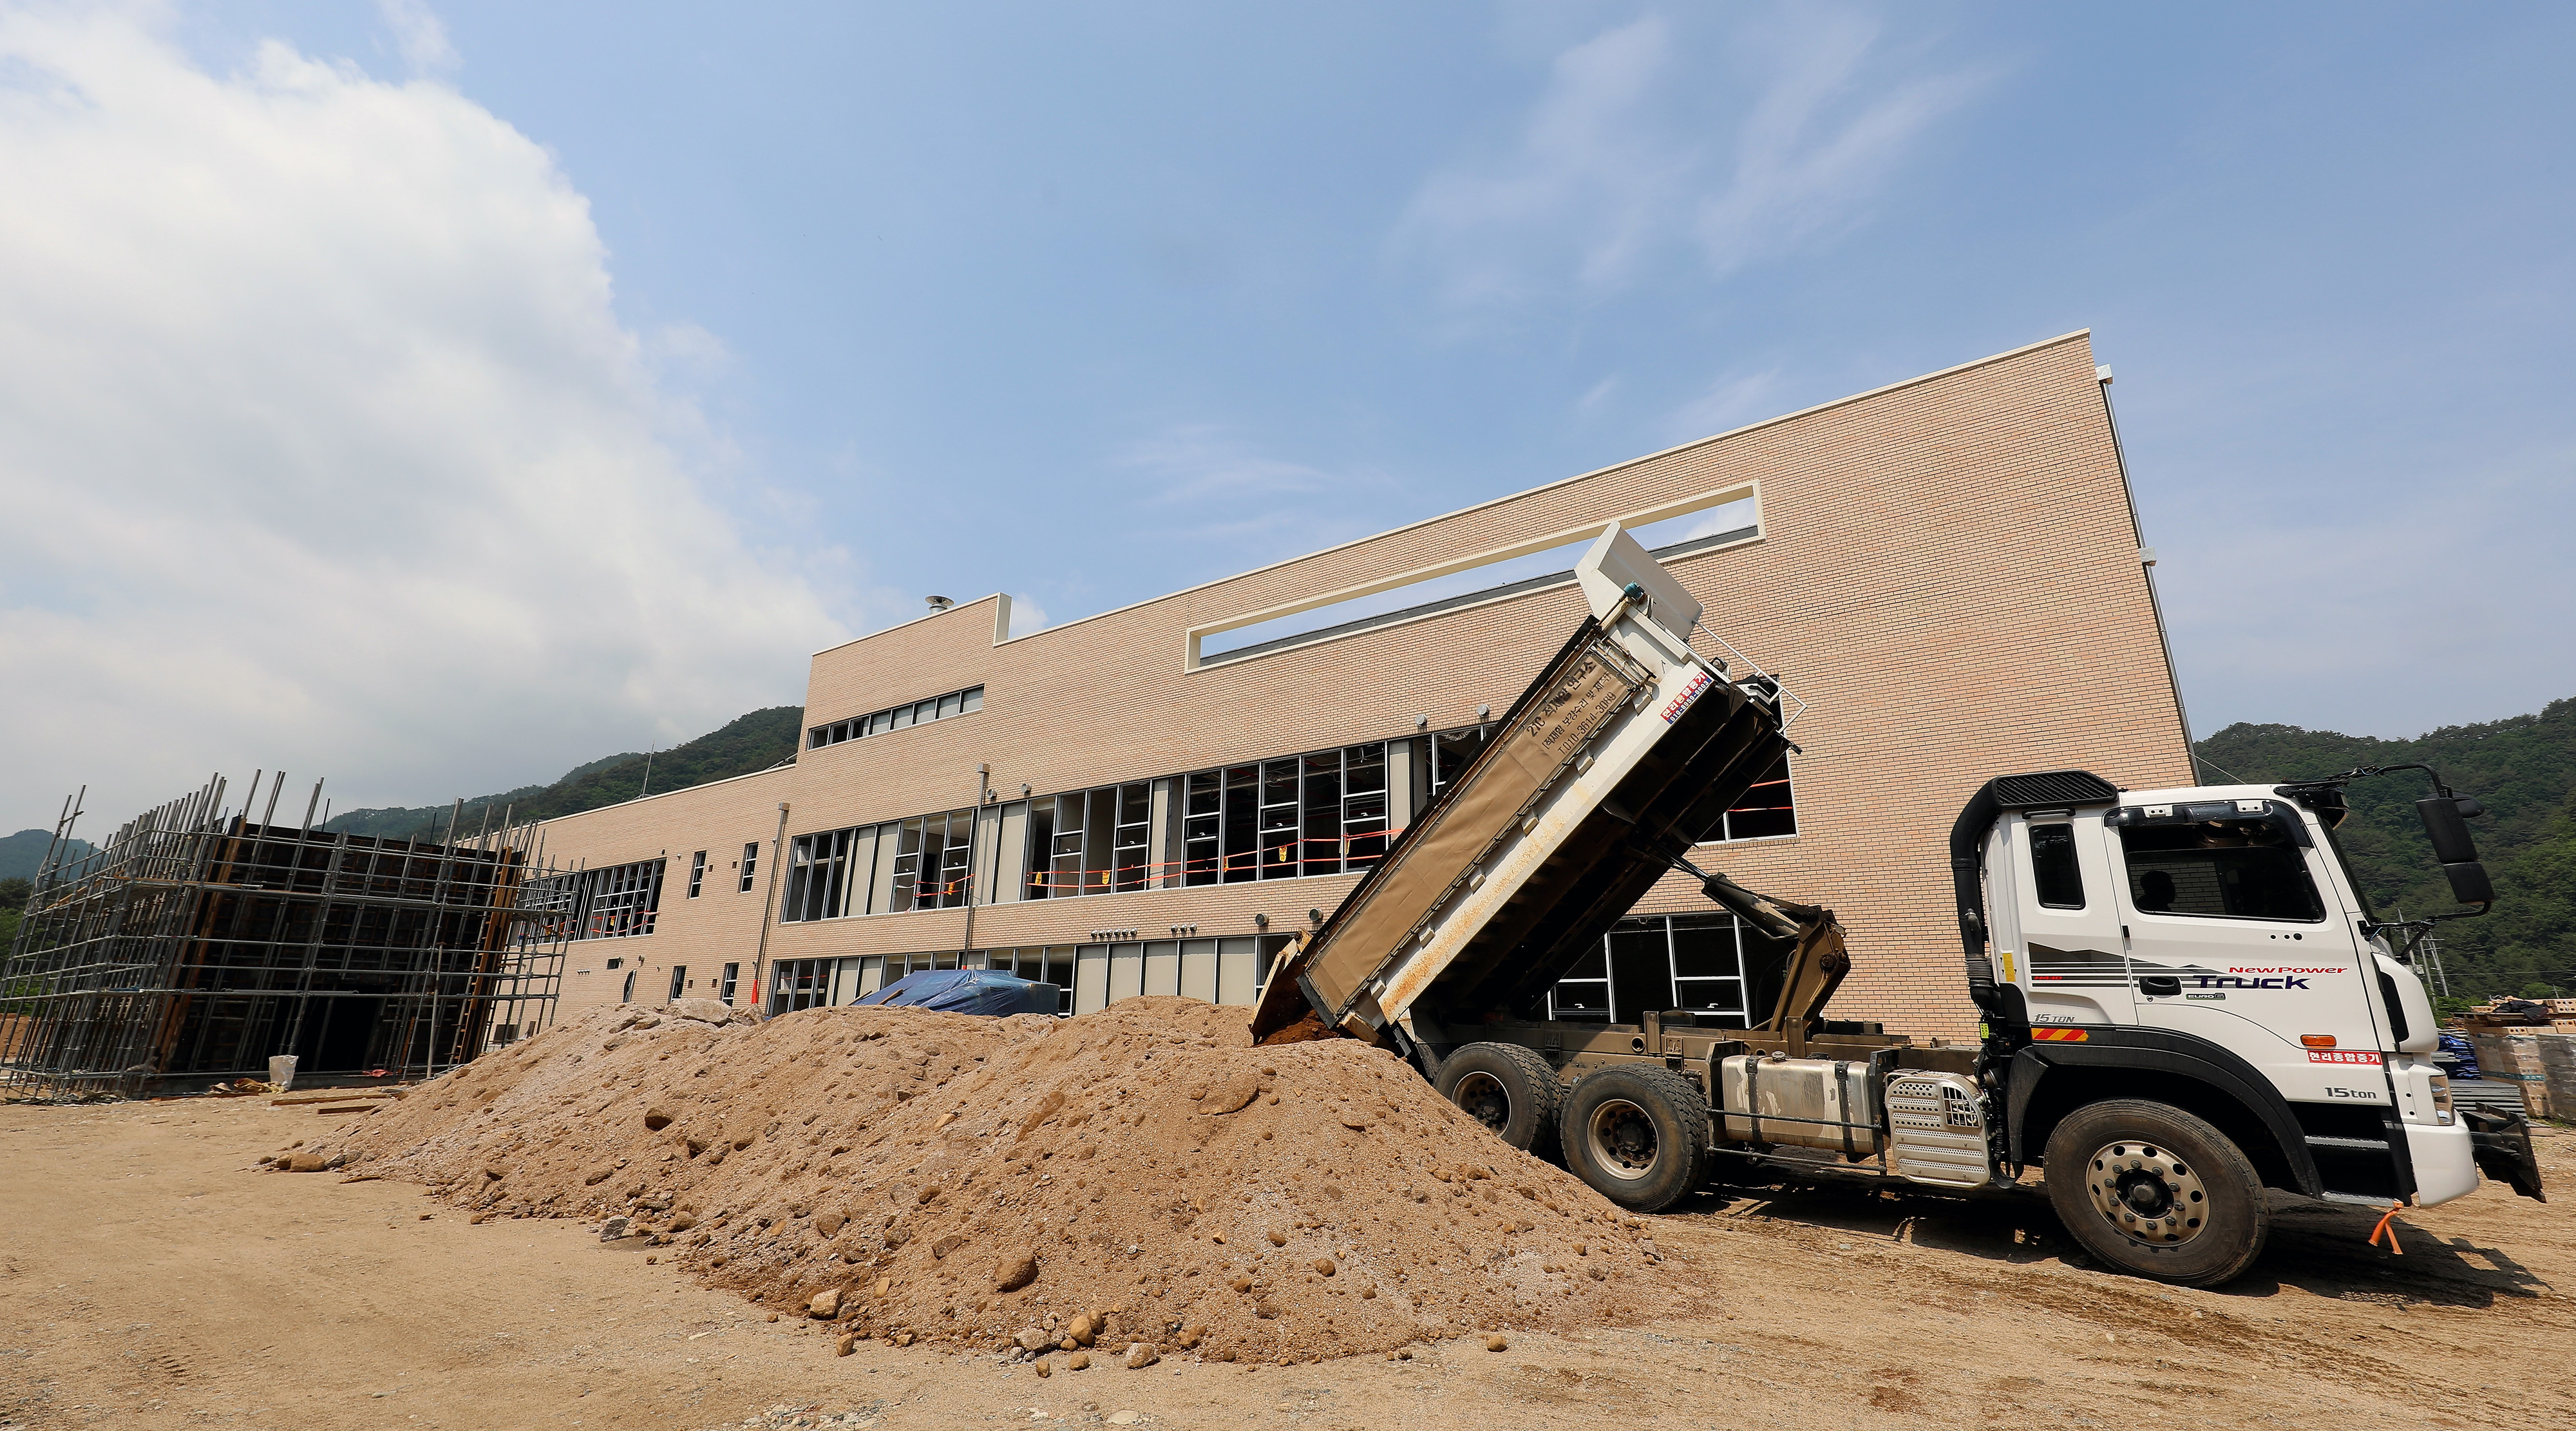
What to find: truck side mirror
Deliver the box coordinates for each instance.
[2443,860,2494,905]
[2416,795,2481,865]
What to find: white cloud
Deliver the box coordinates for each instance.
[1109,424,1386,568]
[0,6,846,830]
[375,0,456,77]
[1693,15,1990,274]
[1392,10,1992,317]
[1392,15,1683,310]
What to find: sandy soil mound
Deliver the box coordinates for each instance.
[297,996,1690,1363]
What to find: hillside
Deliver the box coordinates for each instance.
[2194,697,2576,1001]
[0,828,95,882]
[319,707,802,843]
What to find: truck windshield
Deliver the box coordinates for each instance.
[2118,820,2325,922]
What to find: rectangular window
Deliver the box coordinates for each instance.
[1549,914,1750,1027]
[809,685,985,750]
[1113,783,1151,892]
[1548,946,1613,1021]
[2120,821,2324,922]
[668,965,687,1001]
[524,857,665,941]
[1182,772,1221,886]
[1429,728,1488,801]
[739,841,759,893]
[686,849,706,898]
[770,958,831,1015]
[719,962,740,1005]
[1709,755,1797,842]
[2029,824,2085,909]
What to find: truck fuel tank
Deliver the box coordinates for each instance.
[1718,1053,1882,1158]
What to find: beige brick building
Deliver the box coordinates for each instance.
[533,331,2191,1041]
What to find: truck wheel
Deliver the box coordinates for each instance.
[1434,1043,1563,1159]
[1558,1066,1712,1213]
[2043,1099,2269,1288]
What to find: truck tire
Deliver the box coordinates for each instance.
[2043,1099,2269,1288]
[1558,1065,1712,1213]
[1435,1042,1563,1159]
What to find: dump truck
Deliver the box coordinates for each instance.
[1251,523,2544,1287]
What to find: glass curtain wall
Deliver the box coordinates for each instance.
[781,810,974,922]
[1179,743,1391,887]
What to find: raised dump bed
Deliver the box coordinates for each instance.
[1252,523,1792,1047]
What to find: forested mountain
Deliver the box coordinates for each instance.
[0,828,94,882]
[319,707,803,843]
[2194,697,2576,1002]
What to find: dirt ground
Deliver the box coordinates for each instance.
[3,1097,2570,1431]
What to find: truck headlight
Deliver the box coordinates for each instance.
[2429,1072,2454,1126]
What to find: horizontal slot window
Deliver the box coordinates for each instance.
[810,685,984,750]
[1198,499,1755,665]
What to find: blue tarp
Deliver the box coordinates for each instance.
[855,969,1061,1017]
[2437,1030,2482,1079]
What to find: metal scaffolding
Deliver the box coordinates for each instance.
[1,772,571,1101]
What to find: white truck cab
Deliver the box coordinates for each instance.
[1985,782,2479,1217]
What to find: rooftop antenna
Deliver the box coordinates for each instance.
[639,741,656,800]
[925,595,954,614]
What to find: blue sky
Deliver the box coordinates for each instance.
[3,2,2570,832]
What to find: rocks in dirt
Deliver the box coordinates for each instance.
[994,1251,1039,1293]
[813,1210,845,1238]
[1123,1342,1159,1369]
[599,1217,631,1241]
[668,998,747,1026]
[1016,1327,1054,1352]
[1485,1334,1509,1352]
[1065,1313,1098,1347]
[287,1153,328,1173]
[808,1288,842,1318]
[644,1106,676,1131]
[1066,1351,1091,1371]
[1198,1072,1261,1115]
[1034,1359,1052,1378]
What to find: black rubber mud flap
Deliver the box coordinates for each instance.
[2464,1107,2547,1202]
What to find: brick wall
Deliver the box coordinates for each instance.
[540,331,2191,1038]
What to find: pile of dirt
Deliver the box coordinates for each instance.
[296,996,1693,1363]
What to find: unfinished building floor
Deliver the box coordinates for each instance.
[4,1096,2567,1431]
[1,773,573,1100]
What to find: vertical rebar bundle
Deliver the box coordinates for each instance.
[1,773,569,1101]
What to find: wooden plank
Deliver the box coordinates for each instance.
[270,1090,399,1106]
